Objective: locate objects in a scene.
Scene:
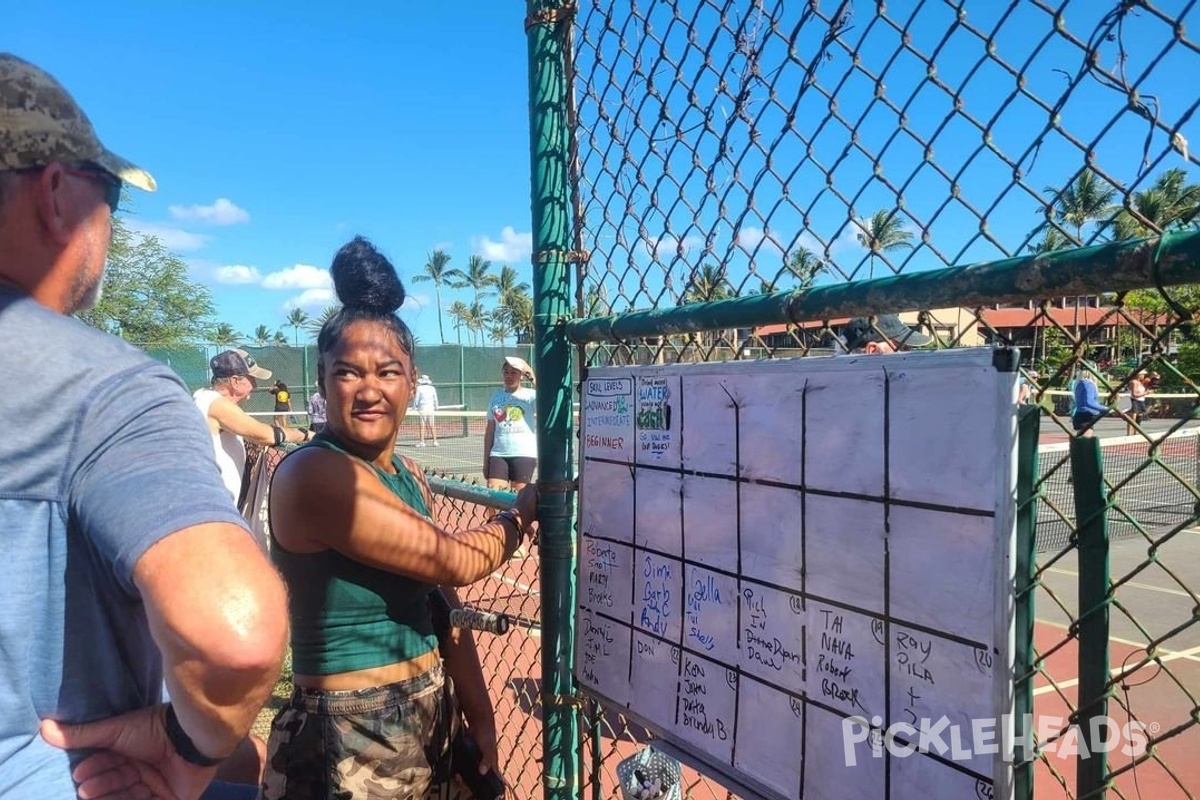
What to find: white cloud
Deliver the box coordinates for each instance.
[214,264,262,285]
[262,264,332,290]
[124,220,210,251]
[404,293,431,310]
[283,288,335,310]
[736,226,784,253]
[642,233,704,260]
[168,198,250,225]
[474,226,532,263]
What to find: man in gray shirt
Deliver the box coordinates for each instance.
[0,54,287,799]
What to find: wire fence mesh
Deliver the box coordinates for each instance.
[564,1,1200,798]
[425,478,546,799]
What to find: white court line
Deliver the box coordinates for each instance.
[1032,645,1200,697]
[1036,617,1200,658]
[1031,621,1200,696]
[489,571,540,597]
[1043,567,1195,599]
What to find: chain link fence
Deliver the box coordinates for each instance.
[560,1,1200,798]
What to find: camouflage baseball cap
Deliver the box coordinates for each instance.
[0,53,155,191]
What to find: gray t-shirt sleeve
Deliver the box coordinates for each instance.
[68,363,249,594]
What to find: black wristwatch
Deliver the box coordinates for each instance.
[164,703,226,767]
[492,509,526,539]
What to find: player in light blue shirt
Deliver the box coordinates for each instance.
[0,54,287,799]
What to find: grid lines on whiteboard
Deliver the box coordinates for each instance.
[576,365,1004,800]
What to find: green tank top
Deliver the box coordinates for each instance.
[270,434,438,675]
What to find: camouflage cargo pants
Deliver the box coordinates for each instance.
[261,663,470,799]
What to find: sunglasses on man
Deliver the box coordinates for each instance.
[62,164,122,214]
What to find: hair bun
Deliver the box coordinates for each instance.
[330,236,406,315]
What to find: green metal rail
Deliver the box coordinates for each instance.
[565,229,1200,344]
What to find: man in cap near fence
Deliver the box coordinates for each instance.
[0,53,288,798]
[839,314,934,354]
[194,348,312,507]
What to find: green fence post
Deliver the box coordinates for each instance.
[526,2,579,799]
[1014,406,1040,800]
[302,344,312,409]
[459,344,466,409]
[1070,436,1110,799]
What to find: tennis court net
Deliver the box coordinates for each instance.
[395,410,491,480]
[1036,428,1200,552]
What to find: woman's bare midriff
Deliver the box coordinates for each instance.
[293,648,440,691]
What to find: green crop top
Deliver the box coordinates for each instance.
[270,434,439,675]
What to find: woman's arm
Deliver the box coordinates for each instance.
[436,586,502,777]
[270,447,535,585]
[483,417,495,480]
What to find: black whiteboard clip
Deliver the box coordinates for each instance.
[992,346,1020,372]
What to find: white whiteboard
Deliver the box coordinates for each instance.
[576,348,1020,800]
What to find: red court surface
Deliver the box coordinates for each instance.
[1031,622,1200,799]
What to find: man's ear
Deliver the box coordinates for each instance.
[316,365,326,395]
[32,164,77,246]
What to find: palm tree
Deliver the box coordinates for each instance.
[1108,168,1200,239]
[855,210,915,280]
[774,246,826,291]
[682,264,735,350]
[583,284,610,317]
[683,263,733,303]
[464,301,488,347]
[413,249,452,344]
[1027,224,1072,254]
[211,322,241,349]
[286,308,310,346]
[1043,169,1117,242]
[305,305,341,337]
[446,255,497,308]
[252,324,271,346]
[487,308,517,347]
[446,301,471,345]
[505,291,535,344]
[272,329,288,346]
[494,265,531,308]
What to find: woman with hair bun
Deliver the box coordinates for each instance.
[261,236,535,798]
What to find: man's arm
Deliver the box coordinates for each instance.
[44,525,289,742]
[208,393,309,445]
[139,522,289,756]
[41,525,288,800]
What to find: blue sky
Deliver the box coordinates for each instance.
[9,2,535,345]
[10,2,1200,342]
[570,1,1200,309]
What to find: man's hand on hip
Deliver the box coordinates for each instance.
[41,705,217,800]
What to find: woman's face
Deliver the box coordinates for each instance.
[502,363,523,391]
[320,320,415,450]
